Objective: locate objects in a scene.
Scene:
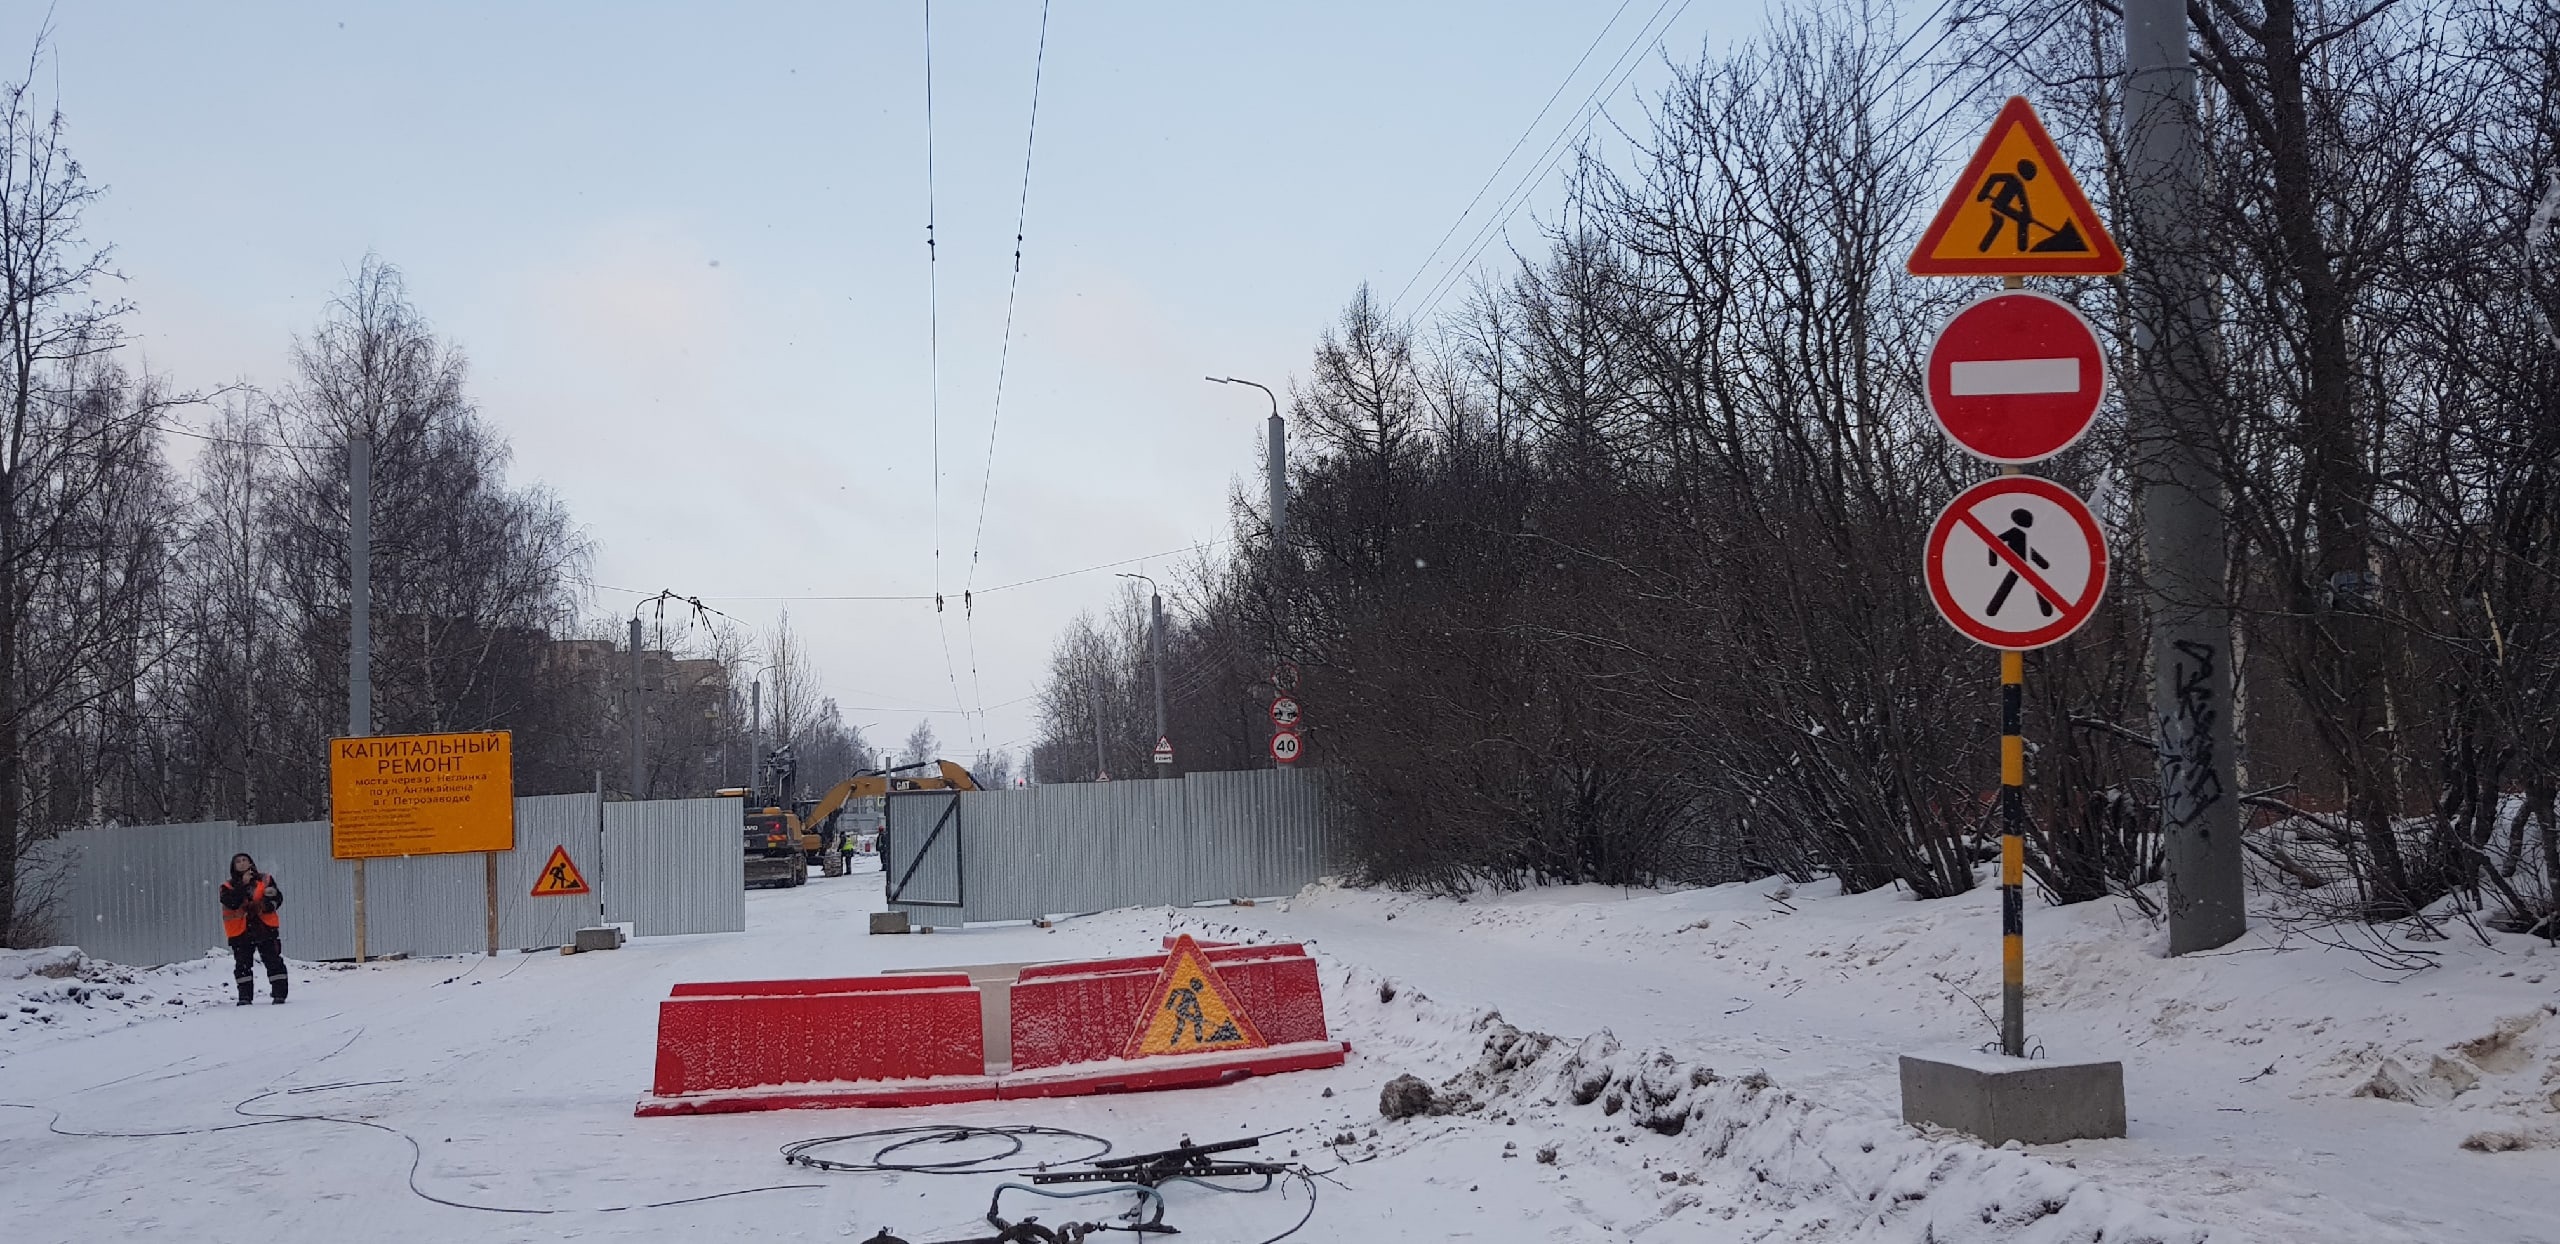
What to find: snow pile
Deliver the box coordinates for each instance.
[1167,912,2209,1242]
[1,945,229,1045]
[1342,965,2207,1243]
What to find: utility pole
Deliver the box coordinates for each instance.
[347,433,371,964]
[1151,590,1167,766]
[627,616,646,801]
[2126,0,2244,953]
[750,680,763,804]
[1090,667,1108,782]
[1119,573,1170,775]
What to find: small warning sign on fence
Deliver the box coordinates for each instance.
[530,845,591,897]
[1125,934,1267,1059]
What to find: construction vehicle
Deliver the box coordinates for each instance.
[730,759,980,889]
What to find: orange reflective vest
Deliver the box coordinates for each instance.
[223,877,279,939]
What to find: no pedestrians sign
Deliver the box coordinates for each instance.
[1923,476,2109,650]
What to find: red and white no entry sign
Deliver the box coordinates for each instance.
[1926,290,2108,464]
[1268,729,1302,764]
[1924,475,2109,650]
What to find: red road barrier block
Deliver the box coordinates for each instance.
[669,973,972,998]
[650,977,983,1097]
[1011,943,1330,1071]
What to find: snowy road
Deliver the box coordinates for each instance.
[0,874,1770,1243]
[6,868,2553,1243]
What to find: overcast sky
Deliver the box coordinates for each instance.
[3,0,1770,767]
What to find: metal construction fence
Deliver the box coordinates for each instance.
[883,767,1334,926]
[28,794,745,967]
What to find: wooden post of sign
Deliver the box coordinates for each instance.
[485,852,499,956]
[353,859,367,964]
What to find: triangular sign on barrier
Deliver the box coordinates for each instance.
[530,844,591,897]
[1124,934,1268,1058]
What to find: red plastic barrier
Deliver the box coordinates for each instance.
[1014,942,1303,983]
[1010,946,1330,1071]
[651,979,982,1096]
[669,973,973,998]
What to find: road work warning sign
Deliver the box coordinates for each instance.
[1907,96,2122,277]
[530,845,590,897]
[1125,934,1267,1058]
[329,730,515,859]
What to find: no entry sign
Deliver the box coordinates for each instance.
[1924,475,2109,650]
[1926,291,2107,464]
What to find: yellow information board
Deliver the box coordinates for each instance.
[329,731,516,859]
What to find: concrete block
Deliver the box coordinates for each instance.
[868,911,911,935]
[573,926,625,953]
[1900,1049,2125,1146]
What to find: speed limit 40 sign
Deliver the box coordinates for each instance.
[1268,729,1302,765]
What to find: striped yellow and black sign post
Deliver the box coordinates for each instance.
[1999,649,2026,1057]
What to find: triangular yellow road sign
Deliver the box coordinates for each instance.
[1909,96,2122,277]
[529,844,591,897]
[1124,934,1268,1058]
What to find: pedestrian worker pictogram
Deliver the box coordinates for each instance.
[1923,475,2110,650]
[1907,97,2123,277]
[1125,934,1268,1058]
[529,844,590,897]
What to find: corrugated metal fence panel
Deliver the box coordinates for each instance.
[37,796,739,967]
[890,770,1327,926]
[359,849,488,959]
[603,797,745,937]
[1184,768,1332,900]
[41,820,350,968]
[502,793,604,949]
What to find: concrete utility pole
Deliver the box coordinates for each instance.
[347,433,371,963]
[2126,0,2245,953]
[750,680,763,803]
[1119,573,1169,774]
[627,616,646,800]
[1090,667,1108,781]
[348,434,371,737]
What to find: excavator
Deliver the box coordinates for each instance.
[731,759,980,889]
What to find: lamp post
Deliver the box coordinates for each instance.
[1206,377,1285,546]
[1118,572,1169,775]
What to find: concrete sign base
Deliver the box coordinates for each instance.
[1899,1049,2126,1146]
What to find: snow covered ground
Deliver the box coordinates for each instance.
[2,865,2552,1242]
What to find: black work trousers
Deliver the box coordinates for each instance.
[232,936,286,996]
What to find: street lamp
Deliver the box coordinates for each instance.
[1117,572,1169,774]
[1207,377,1285,545]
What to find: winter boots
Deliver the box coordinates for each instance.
[270,973,288,1004]
[236,972,287,1004]
[236,975,254,1005]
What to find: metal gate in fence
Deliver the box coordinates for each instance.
[883,767,1331,927]
[883,789,963,909]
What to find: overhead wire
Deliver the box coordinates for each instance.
[918,0,973,756]
[1385,0,1639,316]
[959,0,1054,762]
[1406,0,1699,325]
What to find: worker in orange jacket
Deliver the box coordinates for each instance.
[220,853,286,1005]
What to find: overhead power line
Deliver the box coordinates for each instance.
[1386,0,1639,316]
[1407,0,1699,325]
